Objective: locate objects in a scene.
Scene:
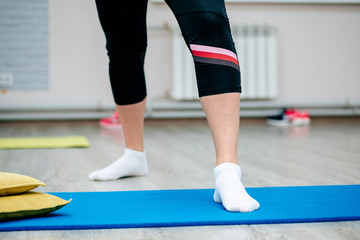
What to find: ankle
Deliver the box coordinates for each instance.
[215,159,238,167]
[124,147,145,156]
[214,163,241,178]
[125,145,144,152]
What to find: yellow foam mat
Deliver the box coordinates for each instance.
[0,136,89,149]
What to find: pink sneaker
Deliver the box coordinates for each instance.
[99,111,122,129]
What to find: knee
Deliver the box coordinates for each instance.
[195,12,229,32]
[105,32,147,62]
[179,12,231,43]
[107,46,147,63]
[109,48,147,105]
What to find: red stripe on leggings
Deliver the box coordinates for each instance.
[191,50,239,66]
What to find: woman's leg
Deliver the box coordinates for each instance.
[166,0,259,212]
[115,98,146,152]
[89,0,148,181]
[89,99,148,181]
[200,93,239,166]
[201,93,259,212]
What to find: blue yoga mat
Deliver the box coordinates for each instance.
[1,185,359,231]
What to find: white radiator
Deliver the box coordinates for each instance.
[170,24,277,100]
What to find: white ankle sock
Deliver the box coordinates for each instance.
[214,163,260,212]
[88,148,148,181]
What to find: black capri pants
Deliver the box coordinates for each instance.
[95,0,241,105]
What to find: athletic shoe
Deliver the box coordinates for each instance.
[266,108,311,127]
[99,111,122,129]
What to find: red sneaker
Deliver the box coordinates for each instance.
[267,108,311,126]
[99,111,122,129]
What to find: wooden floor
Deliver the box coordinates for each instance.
[1,118,360,240]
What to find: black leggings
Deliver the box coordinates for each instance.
[95,0,241,105]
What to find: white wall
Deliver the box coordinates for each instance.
[225,3,360,106]
[0,0,359,111]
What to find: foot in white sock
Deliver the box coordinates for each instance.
[214,163,260,212]
[88,148,147,181]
